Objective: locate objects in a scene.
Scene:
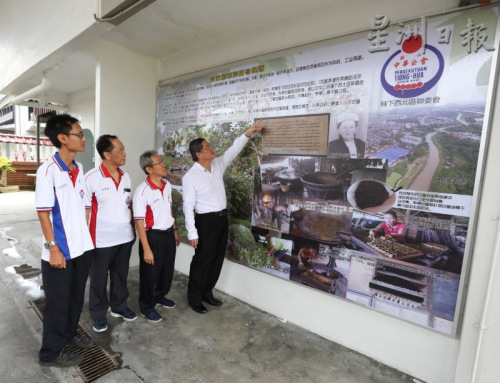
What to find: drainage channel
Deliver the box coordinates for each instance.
[30,297,120,382]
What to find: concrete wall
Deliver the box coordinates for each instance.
[0,1,96,91]
[89,39,159,267]
[62,39,159,188]
[160,0,460,80]
[69,85,97,169]
[454,61,500,383]
[89,38,159,189]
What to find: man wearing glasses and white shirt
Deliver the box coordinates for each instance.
[182,120,263,314]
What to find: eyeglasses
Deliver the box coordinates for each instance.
[66,132,85,139]
[150,160,165,166]
[201,143,213,151]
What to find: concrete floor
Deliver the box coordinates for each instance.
[0,192,419,383]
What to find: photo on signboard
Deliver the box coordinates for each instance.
[349,209,467,274]
[327,111,367,159]
[306,157,389,204]
[226,223,268,266]
[252,155,315,232]
[170,187,189,244]
[288,200,352,244]
[260,114,330,156]
[347,179,396,213]
[289,238,347,298]
[346,252,460,333]
[365,106,483,196]
[248,227,293,279]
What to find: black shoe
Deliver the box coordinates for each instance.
[67,334,96,349]
[189,301,208,314]
[40,352,83,368]
[202,296,223,306]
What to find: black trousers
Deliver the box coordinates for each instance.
[188,213,228,304]
[39,250,92,362]
[89,240,133,320]
[139,230,176,314]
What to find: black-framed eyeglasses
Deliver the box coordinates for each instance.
[66,132,85,139]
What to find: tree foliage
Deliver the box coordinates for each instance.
[165,121,264,233]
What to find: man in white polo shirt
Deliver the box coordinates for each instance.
[182,120,262,314]
[84,135,136,333]
[35,114,95,368]
[133,151,181,322]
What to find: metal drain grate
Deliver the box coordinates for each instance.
[30,297,120,382]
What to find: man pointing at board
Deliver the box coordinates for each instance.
[182,120,263,314]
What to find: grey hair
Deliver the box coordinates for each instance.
[139,150,158,174]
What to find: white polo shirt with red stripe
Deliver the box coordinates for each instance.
[133,177,175,230]
[84,163,134,248]
[35,153,94,261]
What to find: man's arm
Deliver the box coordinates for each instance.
[135,220,154,265]
[219,120,263,169]
[132,184,154,263]
[244,119,263,137]
[37,211,66,269]
[171,209,181,247]
[368,223,384,239]
[297,247,306,268]
[182,173,199,248]
[129,203,137,242]
[35,164,66,268]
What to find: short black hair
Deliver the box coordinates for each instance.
[384,210,397,219]
[96,134,119,159]
[188,138,205,162]
[44,114,79,148]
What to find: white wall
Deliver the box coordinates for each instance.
[0,1,97,91]
[454,63,500,383]
[160,0,460,80]
[89,38,159,188]
[89,38,159,266]
[69,85,97,166]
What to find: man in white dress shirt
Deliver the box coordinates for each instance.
[182,121,262,314]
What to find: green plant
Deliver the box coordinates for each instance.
[243,244,272,268]
[0,156,15,173]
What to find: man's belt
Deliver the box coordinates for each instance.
[198,209,227,216]
[148,227,174,234]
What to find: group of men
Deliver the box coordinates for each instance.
[35,114,262,368]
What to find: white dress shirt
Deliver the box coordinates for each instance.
[182,134,249,240]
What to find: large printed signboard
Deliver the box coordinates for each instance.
[156,6,499,335]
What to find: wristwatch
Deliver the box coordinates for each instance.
[44,241,57,249]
